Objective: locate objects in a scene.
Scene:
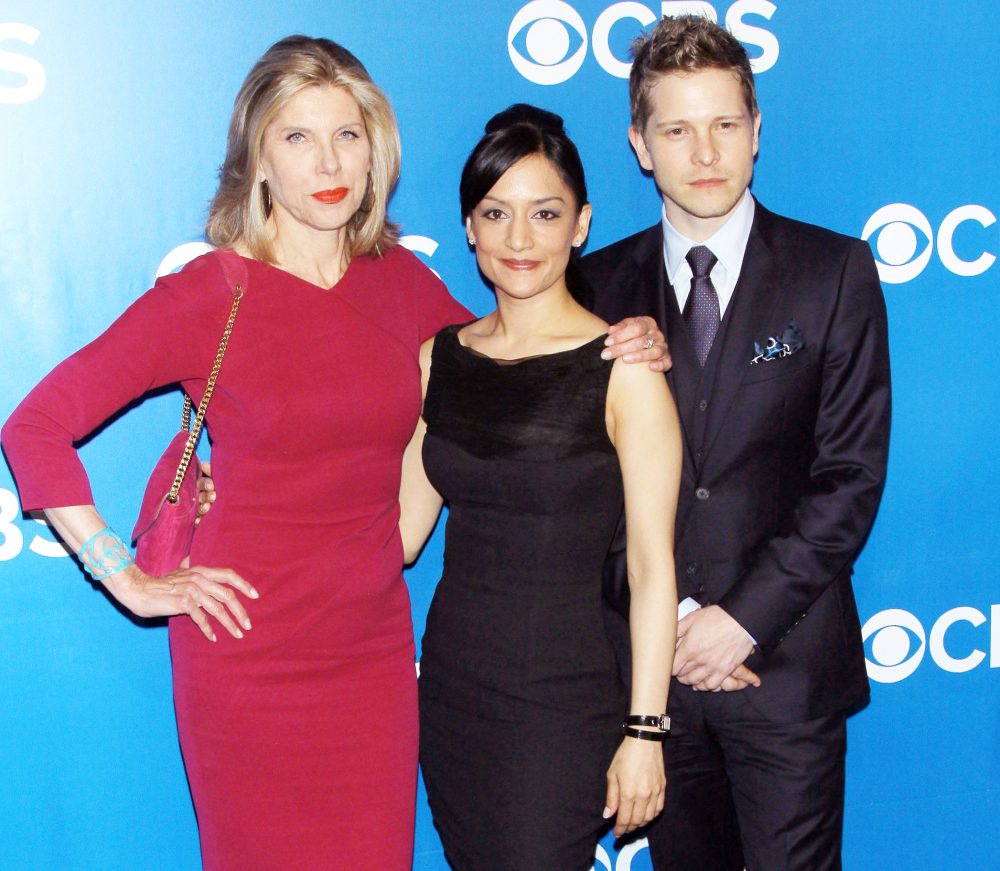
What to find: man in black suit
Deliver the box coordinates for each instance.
[583,16,890,871]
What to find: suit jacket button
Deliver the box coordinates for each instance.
[695,487,710,500]
[698,399,709,411]
[686,562,698,575]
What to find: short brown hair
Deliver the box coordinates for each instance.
[629,15,758,131]
[206,35,400,262]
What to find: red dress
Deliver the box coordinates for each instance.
[2,247,470,870]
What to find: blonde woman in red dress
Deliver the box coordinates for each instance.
[2,37,666,870]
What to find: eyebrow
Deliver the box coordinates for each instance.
[480,195,567,206]
[274,120,364,133]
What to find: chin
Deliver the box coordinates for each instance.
[687,194,742,221]
[308,212,356,233]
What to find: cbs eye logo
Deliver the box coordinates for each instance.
[508,0,589,86]
[508,2,780,85]
[862,203,997,284]
[862,606,999,683]
[593,837,650,871]
[861,609,926,683]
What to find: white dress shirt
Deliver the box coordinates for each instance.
[661,190,755,317]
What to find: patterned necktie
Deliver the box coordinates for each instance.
[683,245,721,366]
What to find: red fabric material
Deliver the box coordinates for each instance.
[1,246,471,869]
[131,429,201,575]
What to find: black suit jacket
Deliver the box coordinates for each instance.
[582,201,891,722]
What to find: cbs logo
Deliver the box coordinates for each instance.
[862,605,1000,684]
[0,487,69,562]
[594,837,650,871]
[862,203,997,284]
[508,0,779,86]
[0,23,45,104]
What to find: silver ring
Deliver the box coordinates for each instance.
[643,335,655,350]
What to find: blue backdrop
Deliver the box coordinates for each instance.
[1,2,997,868]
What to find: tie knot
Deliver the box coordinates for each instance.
[686,245,717,278]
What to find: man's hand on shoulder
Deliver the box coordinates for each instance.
[673,605,760,692]
[601,316,672,372]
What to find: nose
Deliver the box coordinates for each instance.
[506,214,531,252]
[317,140,342,176]
[691,131,719,166]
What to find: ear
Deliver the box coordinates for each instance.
[255,141,269,184]
[628,125,654,172]
[751,111,761,157]
[573,203,593,248]
[465,215,475,246]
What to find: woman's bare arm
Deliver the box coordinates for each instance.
[602,357,681,836]
[398,338,444,564]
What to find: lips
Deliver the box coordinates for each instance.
[501,259,541,270]
[690,178,726,188]
[311,188,349,204]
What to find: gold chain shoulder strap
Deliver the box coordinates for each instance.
[168,284,244,503]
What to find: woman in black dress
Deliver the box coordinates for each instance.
[399,105,682,870]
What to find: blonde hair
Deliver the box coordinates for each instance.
[206,35,400,261]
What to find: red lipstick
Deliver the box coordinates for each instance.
[311,188,349,204]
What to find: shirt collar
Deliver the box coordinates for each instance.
[661,190,756,283]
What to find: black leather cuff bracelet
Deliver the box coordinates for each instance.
[624,714,671,732]
[623,725,668,742]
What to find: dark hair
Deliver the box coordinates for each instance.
[459,104,592,307]
[629,15,758,131]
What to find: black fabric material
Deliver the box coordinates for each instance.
[419,325,627,870]
[648,684,847,871]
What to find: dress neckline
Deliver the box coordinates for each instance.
[239,253,358,293]
[450,325,609,367]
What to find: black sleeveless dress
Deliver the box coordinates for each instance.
[419,324,628,870]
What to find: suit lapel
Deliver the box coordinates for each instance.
[700,207,787,462]
[620,226,668,331]
[624,228,700,477]
[662,278,701,456]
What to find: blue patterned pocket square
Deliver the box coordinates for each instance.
[751,320,804,365]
